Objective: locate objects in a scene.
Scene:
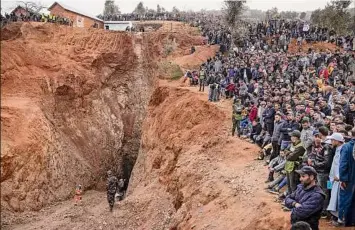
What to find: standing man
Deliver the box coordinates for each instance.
[285,166,325,230]
[327,133,345,226]
[263,101,276,136]
[106,170,118,212]
[338,129,355,227]
[300,117,314,155]
[285,130,306,193]
[199,67,206,92]
[270,112,285,161]
[232,99,243,137]
[307,127,332,217]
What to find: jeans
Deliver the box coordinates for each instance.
[278,176,288,189]
[280,140,291,151]
[232,119,241,136]
[208,85,214,101]
[269,174,285,188]
[199,79,205,91]
[213,87,219,101]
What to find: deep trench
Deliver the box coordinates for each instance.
[111,32,149,191]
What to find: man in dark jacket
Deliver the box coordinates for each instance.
[270,113,285,162]
[280,112,301,151]
[107,170,118,212]
[263,101,276,135]
[306,127,332,216]
[250,118,262,143]
[285,166,325,230]
[345,101,355,125]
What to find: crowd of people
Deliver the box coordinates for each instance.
[100,12,186,22]
[1,11,73,27]
[187,16,355,229]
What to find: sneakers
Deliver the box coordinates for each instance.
[331,220,345,227]
[264,178,274,183]
[267,188,280,195]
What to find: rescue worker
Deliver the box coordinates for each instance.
[106,170,118,212]
[232,99,243,137]
[199,67,206,92]
[116,178,126,201]
[74,184,82,206]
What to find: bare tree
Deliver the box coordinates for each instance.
[223,0,244,27]
[223,0,248,46]
[103,0,120,20]
[18,1,45,14]
[133,2,145,17]
[299,12,306,20]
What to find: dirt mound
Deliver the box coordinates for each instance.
[173,45,219,71]
[288,39,341,53]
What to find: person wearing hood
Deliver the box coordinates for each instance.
[285,166,325,230]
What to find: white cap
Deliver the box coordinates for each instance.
[329,133,345,142]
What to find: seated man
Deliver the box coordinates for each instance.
[248,118,262,143]
[266,150,287,183]
[267,173,287,194]
[285,166,325,230]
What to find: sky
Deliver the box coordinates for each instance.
[1,0,354,16]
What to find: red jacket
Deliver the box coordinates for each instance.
[319,68,329,80]
[249,106,258,122]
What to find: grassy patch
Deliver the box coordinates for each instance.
[159,61,183,80]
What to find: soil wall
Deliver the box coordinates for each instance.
[1,22,155,213]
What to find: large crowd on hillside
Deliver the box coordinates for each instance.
[185,16,355,230]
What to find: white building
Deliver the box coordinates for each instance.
[104,21,133,31]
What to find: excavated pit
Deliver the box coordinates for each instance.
[0,22,156,214]
[0,21,208,225]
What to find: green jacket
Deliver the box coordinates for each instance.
[232,104,243,121]
[285,141,306,173]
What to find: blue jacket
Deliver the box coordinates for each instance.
[285,184,325,230]
[339,140,355,226]
[262,107,276,124]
